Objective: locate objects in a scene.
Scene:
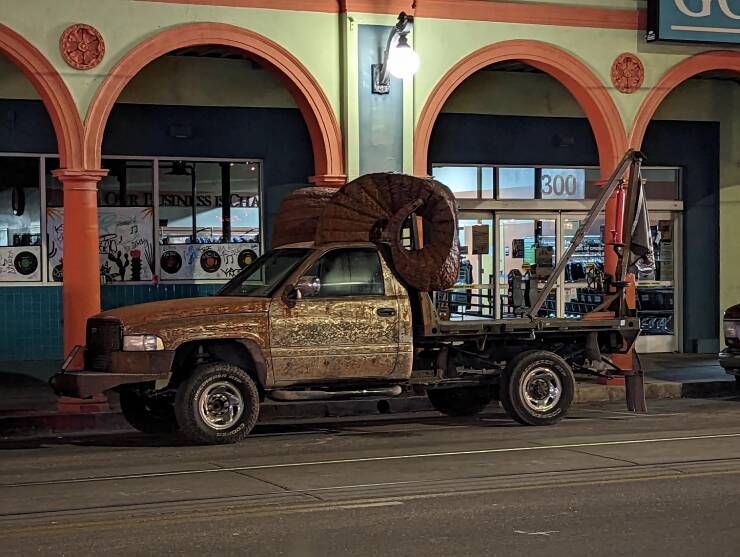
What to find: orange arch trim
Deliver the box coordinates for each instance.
[84,22,345,181]
[0,23,83,169]
[630,50,740,149]
[414,40,628,177]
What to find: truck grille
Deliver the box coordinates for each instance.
[85,318,122,371]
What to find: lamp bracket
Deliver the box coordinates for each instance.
[371,11,414,95]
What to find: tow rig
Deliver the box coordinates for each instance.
[51,150,650,444]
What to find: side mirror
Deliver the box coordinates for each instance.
[296,275,321,299]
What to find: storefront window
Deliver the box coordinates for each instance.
[498,168,535,199]
[583,167,680,200]
[432,166,479,199]
[158,160,261,281]
[0,156,41,281]
[642,168,681,200]
[562,215,605,319]
[540,168,586,200]
[481,167,494,198]
[46,158,155,282]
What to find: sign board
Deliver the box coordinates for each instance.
[540,169,585,200]
[471,225,490,255]
[658,219,673,242]
[648,0,740,44]
[99,191,259,208]
[512,238,525,258]
[535,246,554,279]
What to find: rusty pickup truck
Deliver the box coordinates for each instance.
[51,151,647,444]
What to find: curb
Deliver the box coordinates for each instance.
[2,379,737,440]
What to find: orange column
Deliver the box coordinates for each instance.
[52,168,108,354]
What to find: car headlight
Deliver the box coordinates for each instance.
[724,320,739,342]
[122,335,165,351]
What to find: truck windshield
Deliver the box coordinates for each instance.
[218,248,310,297]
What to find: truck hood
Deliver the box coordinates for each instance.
[97,296,271,334]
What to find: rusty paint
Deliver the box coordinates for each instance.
[99,297,271,351]
[86,237,427,389]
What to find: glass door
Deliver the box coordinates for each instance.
[496,214,558,319]
[446,212,494,319]
[562,214,606,320]
[635,211,681,353]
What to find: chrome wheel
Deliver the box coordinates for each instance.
[520,366,562,413]
[198,381,244,430]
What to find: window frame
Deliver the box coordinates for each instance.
[431,162,683,205]
[0,152,264,286]
[299,247,386,299]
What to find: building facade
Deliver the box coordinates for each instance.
[0,0,738,360]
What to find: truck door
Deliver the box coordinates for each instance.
[269,247,401,384]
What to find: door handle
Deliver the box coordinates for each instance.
[376,307,396,317]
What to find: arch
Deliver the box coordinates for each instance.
[0,23,83,168]
[84,22,344,183]
[414,40,627,176]
[630,50,740,148]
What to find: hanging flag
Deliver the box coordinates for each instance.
[630,184,655,273]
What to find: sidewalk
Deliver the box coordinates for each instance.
[1,354,737,439]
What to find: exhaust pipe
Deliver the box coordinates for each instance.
[269,385,403,401]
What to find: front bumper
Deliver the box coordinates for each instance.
[719,347,740,375]
[50,348,175,398]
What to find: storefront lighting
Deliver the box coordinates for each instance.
[372,12,418,94]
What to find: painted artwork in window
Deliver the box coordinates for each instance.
[47,207,155,282]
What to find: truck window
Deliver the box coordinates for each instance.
[219,248,310,297]
[303,248,384,298]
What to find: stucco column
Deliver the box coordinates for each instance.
[52,168,108,354]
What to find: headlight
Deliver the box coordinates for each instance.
[122,335,165,351]
[724,321,739,341]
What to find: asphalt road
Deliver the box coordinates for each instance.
[2,398,740,556]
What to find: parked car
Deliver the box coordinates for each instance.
[720,303,740,382]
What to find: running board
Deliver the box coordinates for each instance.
[268,385,403,401]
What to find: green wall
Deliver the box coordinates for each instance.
[0,0,341,119]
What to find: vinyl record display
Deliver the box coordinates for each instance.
[52,263,63,282]
[160,250,183,274]
[238,249,258,269]
[13,251,38,276]
[200,250,222,273]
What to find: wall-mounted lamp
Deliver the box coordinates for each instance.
[372,12,419,94]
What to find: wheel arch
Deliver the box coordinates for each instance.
[170,338,270,390]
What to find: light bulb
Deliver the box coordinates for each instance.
[388,41,419,80]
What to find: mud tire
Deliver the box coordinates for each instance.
[500,350,575,426]
[175,362,260,445]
